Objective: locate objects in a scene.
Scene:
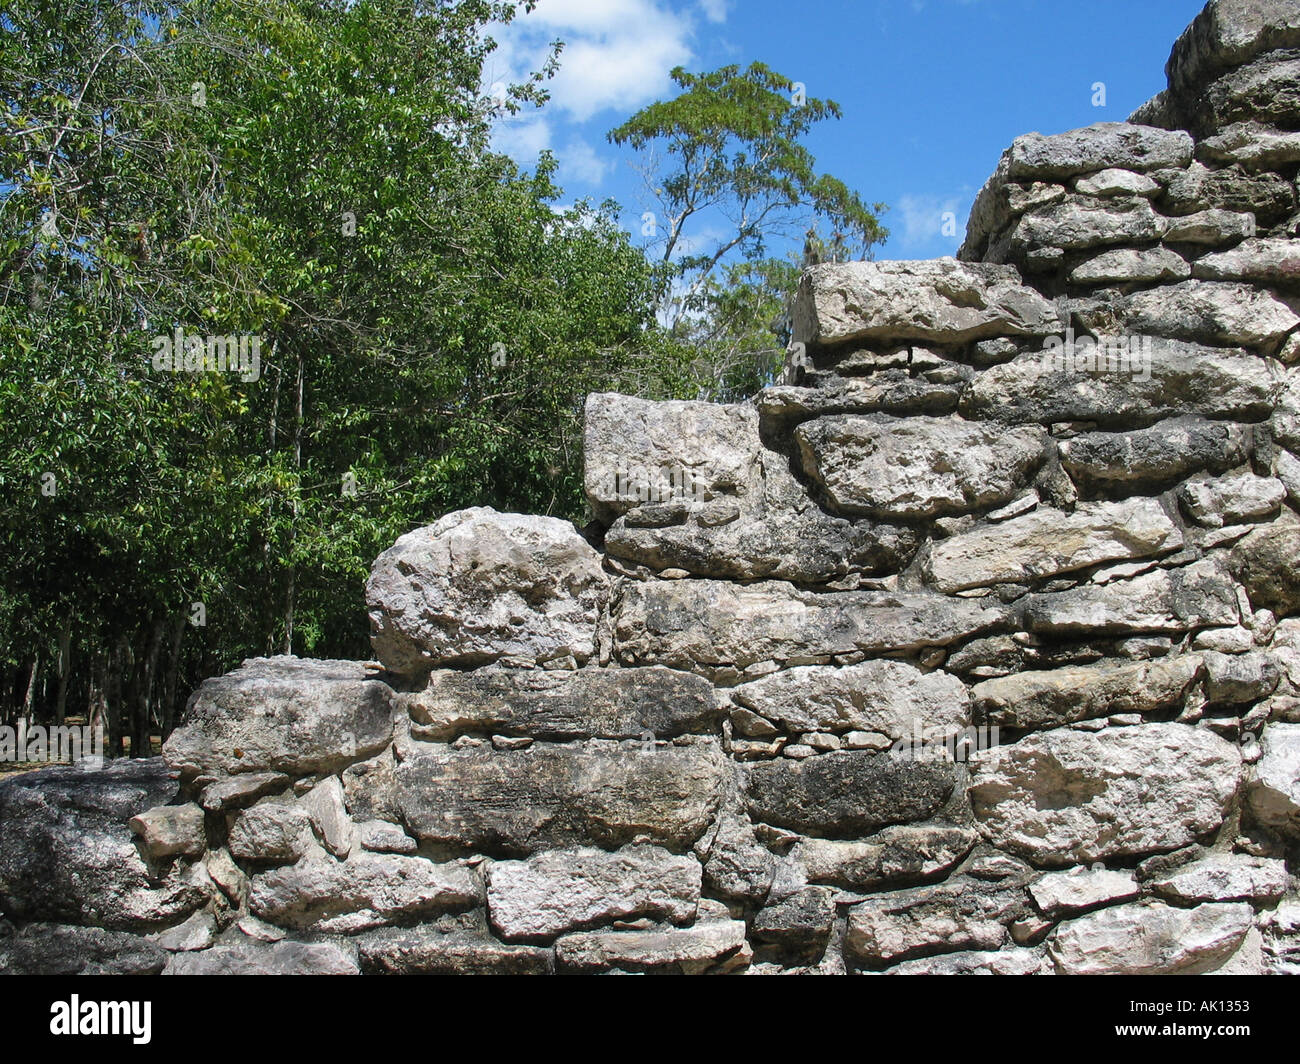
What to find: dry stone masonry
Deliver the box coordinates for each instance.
[3,0,1300,975]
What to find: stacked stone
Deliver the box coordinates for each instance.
[3,0,1300,975]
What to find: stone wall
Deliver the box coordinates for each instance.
[3,0,1300,976]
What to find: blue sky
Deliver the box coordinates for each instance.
[484,0,1206,263]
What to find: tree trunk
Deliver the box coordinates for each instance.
[161,612,186,737]
[284,350,304,655]
[54,623,71,726]
[135,619,165,757]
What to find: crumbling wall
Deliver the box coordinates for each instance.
[3,0,1300,976]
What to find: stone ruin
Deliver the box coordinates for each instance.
[2,0,1300,976]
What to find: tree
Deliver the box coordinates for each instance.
[607,62,887,327]
[0,0,694,755]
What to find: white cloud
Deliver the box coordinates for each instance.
[559,138,614,185]
[485,0,696,123]
[490,114,554,161]
[699,0,729,23]
[892,192,967,254]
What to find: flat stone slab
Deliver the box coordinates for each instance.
[968,723,1241,866]
[163,656,395,779]
[395,739,728,856]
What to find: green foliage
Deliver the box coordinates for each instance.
[0,4,883,752]
[608,61,887,322]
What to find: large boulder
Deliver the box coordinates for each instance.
[923,498,1184,593]
[0,759,205,931]
[394,739,728,856]
[743,751,956,836]
[794,415,1047,519]
[612,578,1007,672]
[403,665,717,743]
[1048,901,1253,975]
[792,260,1058,347]
[968,723,1241,866]
[365,507,608,676]
[163,656,395,779]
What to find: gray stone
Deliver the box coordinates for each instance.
[793,825,978,890]
[752,886,836,960]
[405,665,716,743]
[1021,559,1242,635]
[792,259,1057,347]
[149,910,217,952]
[1160,161,1295,224]
[968,723,1241,866]
[1161,208,1255,245]
[794,415,1046,519]
[165,937,359,975]
[1009,196,1166,255]
[1194,238,1300,286]
[1068,246,1189,285]
[923,498,1183,593]
[1200,122,1300,167]
[1203,649,1281,703]
[302,776,353,859]
[0,759,204,931]
[1179,471,1286,526]
[1124,281,1299,350]
[744,751,955,836]
[556,916,751,974]
[1167,1,1300,98]
[1049,901,1253,975]
[1246,722,1300,835]
[395,739,727,855]
[248,852,478,933]
[487,845,701,941]
[0,922,167,975]
[613,579,1007,672]
[356,818,416,855]
[1074,168,1160,197]
[356,925,553,975]
[365,508,607,675]
[128,802,206,859]
[164,656,395,779]
[1029,868,1140,916]
[1150,854,1289,903]
[961,341,1280,427]
[1003,123,1193,180]
[1059,417,1252,494]
[227,799,312,863]
[730,660,970,741]
[972,655,1202,730]
[199,771,290,812]
[1188,49,1300,136]
[845,876,1025,968]
[1230,522,1300,615]
[884,948,1046,975]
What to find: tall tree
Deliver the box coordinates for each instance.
[608,61,888,326]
